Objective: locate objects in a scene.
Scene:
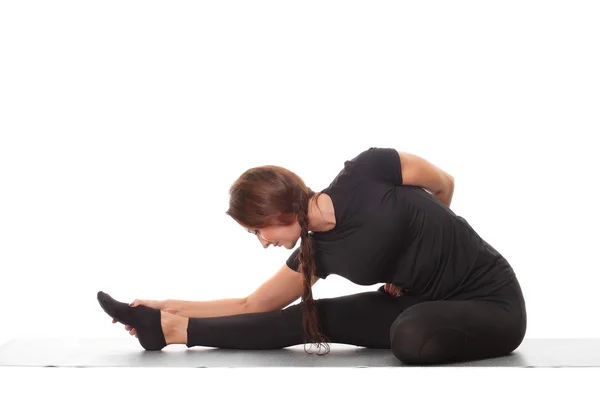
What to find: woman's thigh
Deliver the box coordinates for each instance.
[389,280,527,365]
[311,288,427,348]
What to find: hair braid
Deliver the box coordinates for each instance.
[294,188,331,355]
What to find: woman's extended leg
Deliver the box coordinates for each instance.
[186,288,426,350]
[100,278,526,364]
[389,278,527,365]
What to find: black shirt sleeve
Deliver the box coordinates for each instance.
[286,247,328,279]
[344,147,403,186]
[286,247,300,272]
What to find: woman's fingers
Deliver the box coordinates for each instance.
[110,319,137,336]
[386,283,395,295]
[124,325,137,335]
[384,283,402,296]
[129,298,167,311]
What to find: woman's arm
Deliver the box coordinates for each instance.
[397,150,455,207]
[163,262,317,318]
[433,175,454,207]
[164,297,248,318]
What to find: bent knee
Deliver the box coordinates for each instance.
[389,318,427,364]
[390,319,466,365]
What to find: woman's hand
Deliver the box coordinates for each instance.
[384,283,403,297]
[111,299,169,337]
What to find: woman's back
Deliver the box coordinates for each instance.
[287,147,516,300]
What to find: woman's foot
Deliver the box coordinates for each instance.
[98,291,188,350]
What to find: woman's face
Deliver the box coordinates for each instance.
[246,222,301,249]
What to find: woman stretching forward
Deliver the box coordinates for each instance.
[98,147,526,365]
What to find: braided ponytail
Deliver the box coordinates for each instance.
[294,189,331,355]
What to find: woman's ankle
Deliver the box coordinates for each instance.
[161,311,189,345]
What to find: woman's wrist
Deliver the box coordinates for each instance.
[161,299,179,314]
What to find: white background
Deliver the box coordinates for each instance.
[1,1,598,398]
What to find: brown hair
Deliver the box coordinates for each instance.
[225,164,331,355]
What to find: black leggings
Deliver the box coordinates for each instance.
[186,277,527,365]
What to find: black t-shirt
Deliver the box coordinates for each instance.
[286,147,516,300]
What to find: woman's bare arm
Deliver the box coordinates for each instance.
[164,297,248,318]
[164,263,318,318]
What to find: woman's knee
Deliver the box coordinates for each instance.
[389,317,428,364]
[390,317,466,365]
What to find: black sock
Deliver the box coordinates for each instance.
[97,291,167,351]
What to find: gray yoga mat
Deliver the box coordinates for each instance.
[0,338,599,368]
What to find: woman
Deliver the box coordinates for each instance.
[97,147,527,365]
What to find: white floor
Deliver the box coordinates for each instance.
[1,337,600,367]
[0,366,599,400]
